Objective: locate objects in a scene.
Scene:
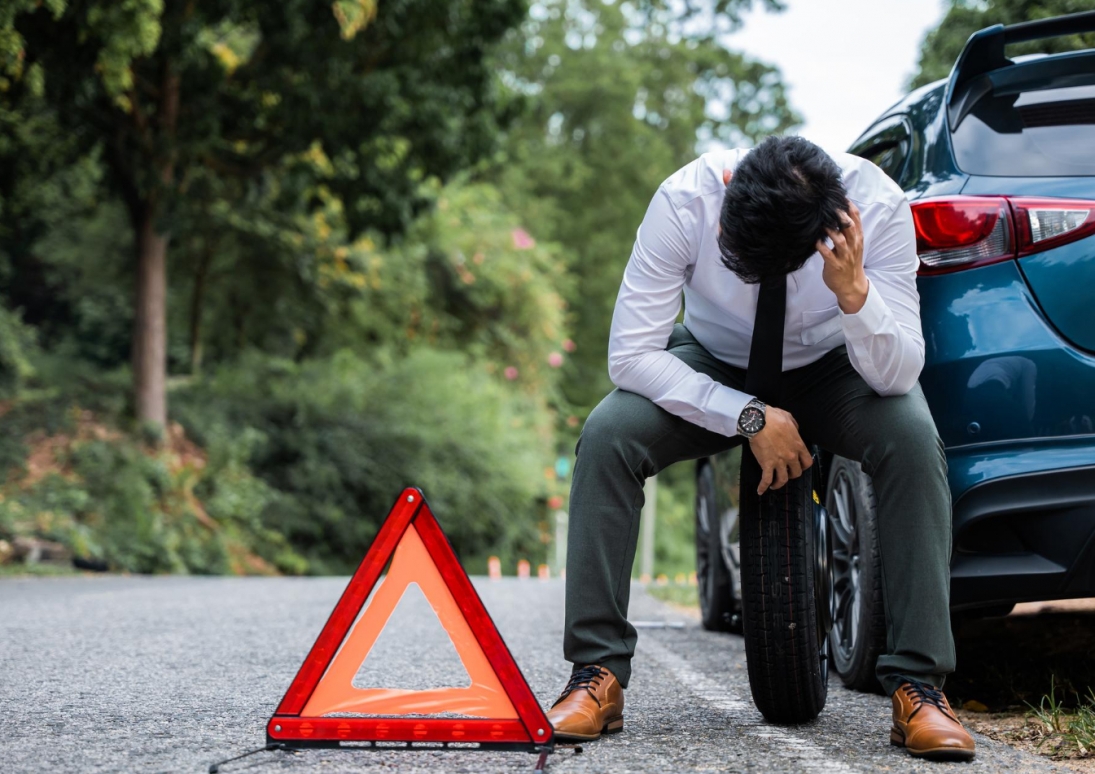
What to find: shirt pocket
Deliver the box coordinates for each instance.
[800,306,843,346]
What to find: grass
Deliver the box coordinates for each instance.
[1029,677,1095,758]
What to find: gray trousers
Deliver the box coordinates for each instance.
[564,324,955,696]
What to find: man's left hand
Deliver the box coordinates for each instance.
[817,201,869,314]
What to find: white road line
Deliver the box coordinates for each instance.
[644,638,857,773]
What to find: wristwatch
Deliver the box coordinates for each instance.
[736,398,767,438]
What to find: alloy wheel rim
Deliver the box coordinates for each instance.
[828,467,862,672]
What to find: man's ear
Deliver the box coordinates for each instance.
[723,169,733,186]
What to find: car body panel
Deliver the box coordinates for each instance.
[917,259,1095,453]
[1019,235,1095,354]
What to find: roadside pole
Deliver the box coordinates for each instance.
[553,509,568,575]
[640,474,657,581]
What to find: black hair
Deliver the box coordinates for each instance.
[717,135,848,284]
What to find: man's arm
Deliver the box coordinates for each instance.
[607,186,753,437]
[820,198,926,396]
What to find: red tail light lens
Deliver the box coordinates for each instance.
[1009,197,1095,257]
[911,196,1095,274]
[911,197,1013,275]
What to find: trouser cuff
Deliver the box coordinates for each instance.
[573,656,632,689]
[881,673,947,696]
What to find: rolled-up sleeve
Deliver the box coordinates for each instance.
[839,198,925,396]
[607,187,754,436]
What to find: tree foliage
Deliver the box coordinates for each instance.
[6,0,523,234]
[492,0,800,411]
[3,0,526,425]
[911,0,1095,89]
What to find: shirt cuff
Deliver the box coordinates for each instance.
[839,279,889,339]
[707,385,756,437]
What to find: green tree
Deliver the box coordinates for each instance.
[2,0,525,429]
[492,0,799,413]
[168,174,572,394]
[911,0,1095,89]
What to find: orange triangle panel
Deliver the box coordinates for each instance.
[267,488,554,750]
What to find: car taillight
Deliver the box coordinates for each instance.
[912,197,1013,275]
[911,196,1095,275]
[1009,197,1095,257]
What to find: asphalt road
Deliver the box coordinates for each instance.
[0,576,1067,774]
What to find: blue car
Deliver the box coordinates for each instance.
[696,11,1095,692]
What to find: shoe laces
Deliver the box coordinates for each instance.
[902,680,956,722]
[553,665,607,707]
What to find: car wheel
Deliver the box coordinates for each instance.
[738,449,829,723]
[826,456,887,694]
[695,462,741,632]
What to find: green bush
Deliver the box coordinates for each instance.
[0,387,306,575]
[0,303,37,398]
[174,347,555,575]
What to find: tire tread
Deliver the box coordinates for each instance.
[739,454,827,723]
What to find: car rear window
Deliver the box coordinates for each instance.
[952,82,1095,177]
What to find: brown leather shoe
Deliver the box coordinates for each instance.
[546,665,624,741]
[891,681,976,761]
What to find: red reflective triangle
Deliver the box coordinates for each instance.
[267,487,554,749]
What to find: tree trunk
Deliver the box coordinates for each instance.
[133,207,169,429]
[131,61,180,431]
[189,242,211,375]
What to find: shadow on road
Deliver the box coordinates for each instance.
[946,601,1095,711]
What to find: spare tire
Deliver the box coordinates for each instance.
[739,450,830,723]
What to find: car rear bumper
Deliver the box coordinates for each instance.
[948,454,1095,610]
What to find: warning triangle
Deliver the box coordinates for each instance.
[267,488,554,750]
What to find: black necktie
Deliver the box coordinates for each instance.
[744,275,787,406]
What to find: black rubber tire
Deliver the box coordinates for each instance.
[739,453,828,723]
[695,463,741,633]
[826,456,887,695]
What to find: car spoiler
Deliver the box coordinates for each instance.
[946,10,1095,128]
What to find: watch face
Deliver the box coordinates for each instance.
[740,406,765,435]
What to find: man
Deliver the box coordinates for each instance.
[546,136,975,761]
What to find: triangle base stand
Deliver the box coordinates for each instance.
[208,742,552,774]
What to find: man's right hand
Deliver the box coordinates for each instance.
[748,407,813,495]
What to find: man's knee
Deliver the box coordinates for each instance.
[867,393,946,476]
[576,389,661,462]
[863,392,952,542]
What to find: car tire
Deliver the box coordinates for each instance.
[826,455,887,694]
[739,451,829,723]
[695,462,741,633]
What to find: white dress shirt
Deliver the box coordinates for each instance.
[607,147,925,438]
